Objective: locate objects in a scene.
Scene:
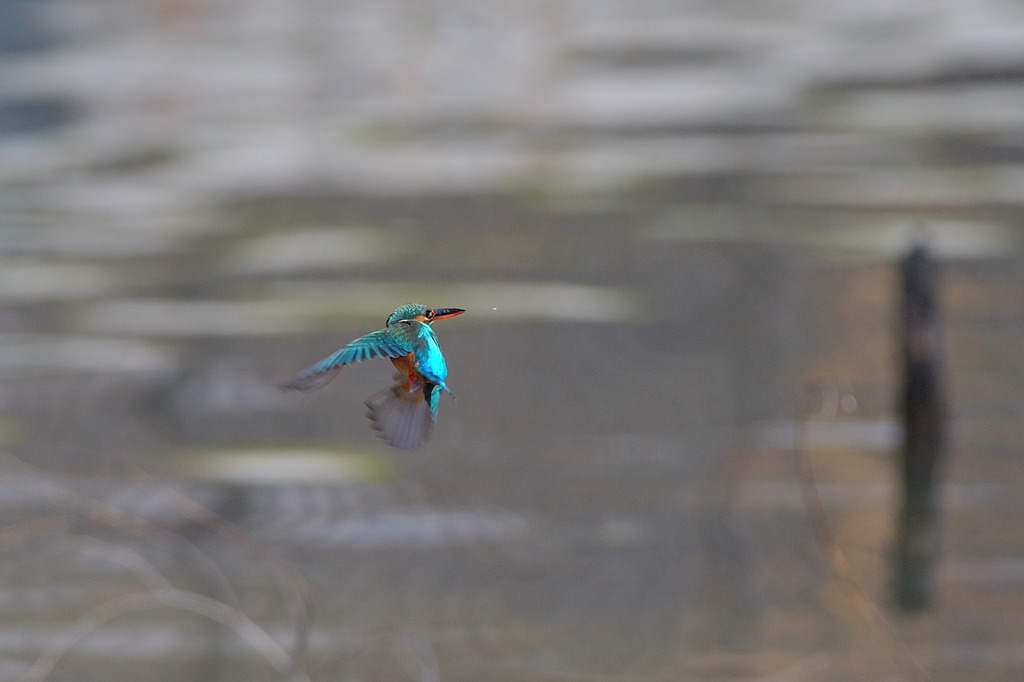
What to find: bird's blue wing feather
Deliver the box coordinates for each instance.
[410,324,449,387]
[280,329,411,392]
[312,329,410,369]
[424,383,442,422]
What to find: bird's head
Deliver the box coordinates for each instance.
[386,303,465,327]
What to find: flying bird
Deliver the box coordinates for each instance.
[281,303,465,449]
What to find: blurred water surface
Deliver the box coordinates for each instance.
[1,1,1024,681]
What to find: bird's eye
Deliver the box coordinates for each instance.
[425,309,436,320]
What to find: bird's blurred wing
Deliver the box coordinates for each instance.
[279,329,409,392]
[365,383,434,450]
[278,365,341,392]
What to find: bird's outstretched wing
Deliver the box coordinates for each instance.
[279,329,410,392]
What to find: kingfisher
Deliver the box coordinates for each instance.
[281,303,465,450]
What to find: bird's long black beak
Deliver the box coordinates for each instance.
[432,307,465,320]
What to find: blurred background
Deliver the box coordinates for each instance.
[1,0,1024,680]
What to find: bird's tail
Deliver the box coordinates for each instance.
[365,382,435,450]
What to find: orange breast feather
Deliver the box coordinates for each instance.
[388,353,425,401]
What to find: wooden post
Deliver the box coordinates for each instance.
[893,244,947,611]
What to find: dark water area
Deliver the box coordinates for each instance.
[2,2,1024,681]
